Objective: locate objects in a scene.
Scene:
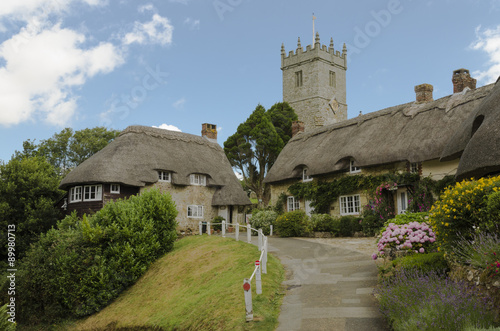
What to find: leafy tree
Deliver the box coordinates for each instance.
[0,157,64,263]
[224,102,297,206]
[15,127,120,174]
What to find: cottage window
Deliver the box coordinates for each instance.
[110,184,120,194]
[410,162,419,174]
[340,195,360,215]
[350,160,361,174]
[190,174,206,186]
[398,188,408,214]
[69,186,82,203]
[302,168,312,182]
[287,196,300,212]
[187,205,204,218]
[158,171,171,182]
[83,185,102,201]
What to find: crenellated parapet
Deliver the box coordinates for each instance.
[281,32,347,71]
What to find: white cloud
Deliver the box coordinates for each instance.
[184,18,200,30]
[153,123,182,132]
[138,3,155,13]
[172,97,185,109]
[169,0,190,4]
[0,23,124,126]
[123,14,173,46]
[0,0,106,21]
[234,170,243,181]
[471,25,500,84]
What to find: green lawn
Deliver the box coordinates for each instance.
[64,235,284,331]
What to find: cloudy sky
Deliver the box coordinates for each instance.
[1,0,500,162]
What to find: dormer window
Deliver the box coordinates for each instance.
[190,174,206,186]
[350,159,361,174]
[410,162,419,174]
[158,171,171,182]
[302,168,312,182]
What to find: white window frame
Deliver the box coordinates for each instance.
[350,159,361,174]
[398,188,408,214]
[340,195,361,215]
[302,168,312,182]
[110,184,120,194]
[187,205,204,218]
[287,196,300,212]
[190,174,206,186]
[69,186,82,203]
[410,162,419,174]
[158,171,171,182]
[83,185,102,201]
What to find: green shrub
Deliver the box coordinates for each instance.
[212,216,224,231]
[429,176,500,254]
[309,214,340,234]
[250,210,277,235]
[338,216,362,237]
[361,209,385,236]
[16,189,178,325]
[275,210,308,237]
[0,304,16,330]
[486,191,500,223]
[393,252,449,274]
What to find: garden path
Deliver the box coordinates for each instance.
[268,236,390,331]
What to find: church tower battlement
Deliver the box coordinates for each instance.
[281,32,347,131]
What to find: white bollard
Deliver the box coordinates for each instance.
[258,229,263,251]
[235,223,239,241]
[243,278,253,321]
[247,223,251,244]
[255,263,262,295]
[222,220,226,238]
[199,221,202,236]
[270,225,273,236]
[262,237,268,274]
[208,222,211,236]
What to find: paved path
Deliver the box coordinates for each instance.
[267,237,390,331]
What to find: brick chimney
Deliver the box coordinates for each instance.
[414,84,433,103]
[291,121,305,137]
[201,123,217,142]
[452,68,476,93]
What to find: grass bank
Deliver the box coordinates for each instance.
[67,235,284,331]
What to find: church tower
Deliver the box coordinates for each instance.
[281,33,347,131]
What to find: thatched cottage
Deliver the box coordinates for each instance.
[59,124,251,231]
[264,68,496,217]
[441,76,500,180]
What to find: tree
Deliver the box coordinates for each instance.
[0,157,64,263]
[224,102,297,206]
[15,127,120,174]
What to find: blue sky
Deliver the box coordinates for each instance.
[1,0,500,163]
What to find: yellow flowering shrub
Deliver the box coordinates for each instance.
[429,175,500,253]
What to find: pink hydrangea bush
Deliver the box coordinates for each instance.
[373,221,437,260]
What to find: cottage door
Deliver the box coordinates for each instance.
[397,188,408,214]
[305,200,314,216]
[218,206,228,222]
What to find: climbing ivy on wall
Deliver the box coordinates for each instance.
[286,173,454,215]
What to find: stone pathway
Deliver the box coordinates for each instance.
[267,237,390,331]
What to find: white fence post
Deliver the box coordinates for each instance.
[243,278,253,321]
[199,221,202,236]
[270,225,273,236]
[235,223,239,241]
[208,222,211,236]
[255,263,262,295]
[258,229,263,251]
[262,237,268,274]
[222,220,226,238]
[247,223,251,244]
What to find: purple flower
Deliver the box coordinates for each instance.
[372,253,378,260]
[419,248,425,253]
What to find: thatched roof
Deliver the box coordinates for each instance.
[264,84,494,184]
[441,77,500,180]
[60,125,251,206]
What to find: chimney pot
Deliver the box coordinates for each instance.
[452,68,476,93]
[292,121,305,137]
[414,84,434,103]
[201,123,217,142]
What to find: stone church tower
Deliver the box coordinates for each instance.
[281,32,347,131]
